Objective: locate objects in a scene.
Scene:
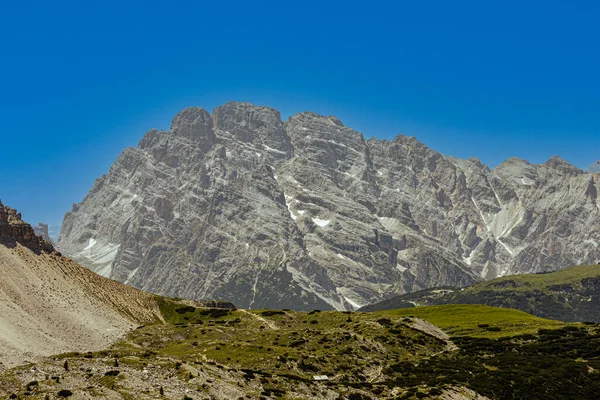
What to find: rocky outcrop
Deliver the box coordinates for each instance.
[58,102,600,310]
[587,160,600,173]
[32,222,54,244]
[0,201,54,254]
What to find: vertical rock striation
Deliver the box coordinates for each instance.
[57,102,600,310]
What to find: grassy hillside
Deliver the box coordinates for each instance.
[361,265,600,322]
[3,303,600,399]
[382,304,565,338]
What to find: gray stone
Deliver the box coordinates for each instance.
[57,102,600,310]
[586,160,600,173]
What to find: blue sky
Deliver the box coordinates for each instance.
[1,0,599,227]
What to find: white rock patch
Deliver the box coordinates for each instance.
[312,218,330,227]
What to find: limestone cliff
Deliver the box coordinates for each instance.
[57,102,600,310]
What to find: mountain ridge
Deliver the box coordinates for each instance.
[587,160,600,173]
[57,101,600,310]
[359,264,600,322]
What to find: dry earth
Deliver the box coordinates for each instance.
[0,244,163,369]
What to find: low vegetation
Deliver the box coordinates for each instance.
[2,301,600,399]
[361,264,600,323]
[382,304,566,338]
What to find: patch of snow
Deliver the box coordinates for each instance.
[297,210,306,215]
[284,194,298,221]
[84,238,97,251]
[326,139,347,148]
[263,145,287,154]
[286,176,299,184]
[584,239,598,248]
[312,218,330,227]
[301,127,308,131]
[520,177,535,185]
[463,253,474,266]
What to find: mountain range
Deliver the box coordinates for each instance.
[57,101,600,310]
[587,160,600,173]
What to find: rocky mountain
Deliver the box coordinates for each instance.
[587,160,600,173]
[58,102,600,310]
[0,201,164,369]
[0,201,55,254]
[360,264,600,322]
[32,222,54,244]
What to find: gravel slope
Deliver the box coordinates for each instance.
[0,244,163,368]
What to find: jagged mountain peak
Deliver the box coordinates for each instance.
[544,155,584,176]
[587,160,600,173]
[58,102,600,311]
[169,106,214,139]
[494,156,532,169]
[213,101,291,157]
[288,111,345,127]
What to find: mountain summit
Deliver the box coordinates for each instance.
[587,160,600,173]
[57,102,600,310]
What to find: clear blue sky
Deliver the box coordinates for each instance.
[1,0,599,227]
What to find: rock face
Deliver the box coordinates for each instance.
[58,102,600,310]
[33,222,54,244]
[0,201,54,254]
[587,160,600,173]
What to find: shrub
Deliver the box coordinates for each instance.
[175,306,196,314]
[261,310,286,316]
